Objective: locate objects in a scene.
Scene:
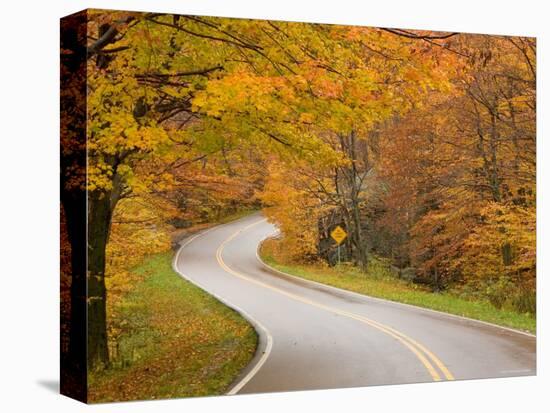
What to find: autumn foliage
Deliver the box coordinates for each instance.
[60,10,536,391]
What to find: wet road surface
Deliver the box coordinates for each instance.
[173,213,536,394]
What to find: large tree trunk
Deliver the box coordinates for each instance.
[86,169,124,369]
[86,192,113,369]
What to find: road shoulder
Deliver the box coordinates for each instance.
[258,237,536,337]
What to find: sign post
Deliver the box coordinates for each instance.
[330,225,348,265]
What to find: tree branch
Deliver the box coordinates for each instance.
[381,28,459,40]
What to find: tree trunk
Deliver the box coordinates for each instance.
[348,131,368,270]
[432,266,440,292]
[488,113,502,203]
[335,131,369,270]
[87,191,115,369]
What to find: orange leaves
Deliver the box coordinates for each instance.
[403,67,422,82]
[313,76,344,99]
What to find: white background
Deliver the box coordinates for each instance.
[0,0,547,411]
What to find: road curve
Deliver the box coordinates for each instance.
[173,213,536,395]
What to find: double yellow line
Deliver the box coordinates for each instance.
[216,219,454,382]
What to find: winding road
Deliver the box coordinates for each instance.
[173,213,536,395]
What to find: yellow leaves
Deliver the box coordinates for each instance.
[193,72,290,119]
[128,126,170,152]
[442,201,536,295]
[299,112,315,124]
[155,173,176,192]
[106,195,174,288]
[88,161,115,192]
[259,159,335,261]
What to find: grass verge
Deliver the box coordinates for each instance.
[260,238,535,334]
[88,252,257,403]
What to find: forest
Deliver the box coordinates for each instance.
[60,9,535,400]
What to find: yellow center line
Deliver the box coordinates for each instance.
[216,219,455,382]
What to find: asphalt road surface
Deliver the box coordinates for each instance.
[173,213,536,395]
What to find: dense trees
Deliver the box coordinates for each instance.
[375,35,536,306]
[61,10,536,375]
[257,32,535,311]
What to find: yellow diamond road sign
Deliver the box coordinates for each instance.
[330,225,347,245]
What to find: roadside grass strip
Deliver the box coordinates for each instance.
[88,252,257,403]
[260,238,536,335]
